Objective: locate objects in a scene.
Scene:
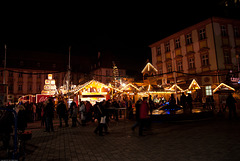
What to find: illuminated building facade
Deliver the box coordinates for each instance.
[0,50,88,102]
[150,17,240,98]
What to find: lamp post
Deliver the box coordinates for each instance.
[236,54,240,79]
[172,51,178,104]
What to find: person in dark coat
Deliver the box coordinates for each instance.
[70,101,78,127]
[94,101,109,136]
[57,100,69,127]
[226,93,237,120]
[180,93,187,111]
[131,98,142,131]
[44,98,55,132]
[0,106,14,150]
[186,93,193,113]
[17,104,27,132]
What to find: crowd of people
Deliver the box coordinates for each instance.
[0,92,238,152]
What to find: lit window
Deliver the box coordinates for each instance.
[189,57,195,69]
[199,28,206,40]
[175,38,181,49]
[202,54,209,66]
[157,47,161,56]
[186,33,192,45]
[221,25,227,37]
[167,64,172,73]
[205,86,212,96]
[224,50,231,64]
[165,42,170,52]
[177,61,183,71]
[234,26,239,37]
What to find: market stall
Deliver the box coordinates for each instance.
[72,79,117,105]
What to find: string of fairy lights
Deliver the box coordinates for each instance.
[0,68,239,78]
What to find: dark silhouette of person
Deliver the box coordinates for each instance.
[186,93,193,113]
[180,93,187,109]
[44,98,55,132]
[139,97,150,136]
[131,98,142,131]
[57,100,69,127]
[0,106,14,150]
[226,93,237,120]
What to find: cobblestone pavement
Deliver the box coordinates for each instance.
[1,113,240,161]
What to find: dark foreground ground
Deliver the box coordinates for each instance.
[1,110,240,161]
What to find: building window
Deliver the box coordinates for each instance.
[28,84,32,91]
[167,64,172,73]
[9,71,13,77]
[37,84,41,92]
[199,28,206,40]
[221,25,228,37]
[189,57,195,69]
[224,50,231,64]
[202,54,209,66]
[234,26,240,38]
[106,70,110,76]
[8,84,13,93]
[18,85,22,91]
[158,67,163,75]
[165,42,170,52]
[177,61,183,71]
[37,73,41,78]
[19,72,23,78]
[157,47,161,56]
[28,73,32,78]
[205,86,212,96]
[186,33,193,45]
[175,38,181,49]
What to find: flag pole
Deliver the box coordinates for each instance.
[3,44,6,84]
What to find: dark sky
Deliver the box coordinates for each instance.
[0,1,237,74]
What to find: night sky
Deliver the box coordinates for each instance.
[0,1,238,75]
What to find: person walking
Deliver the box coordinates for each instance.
[131,98,142,131]
[226,93,237,120]
[79,101,86,126]
[139,97,150,136]
[71,101,78,127]
[57,100,69,127]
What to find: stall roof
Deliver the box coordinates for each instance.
[169,79,201,92]
[120,83,140,92]
[141,62,158,73]
[213,83,235,94]
[72,79,121,94]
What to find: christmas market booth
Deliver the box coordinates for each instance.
[117,83,141,103]
[213,83,236,111]
[138,84,175,106]
[71,79,119,105]
[169,79,201,101]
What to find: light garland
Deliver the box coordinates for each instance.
[141,62,158,73]
[188,79,201,90]
[213,83,235,93]
[120,83,140,91]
